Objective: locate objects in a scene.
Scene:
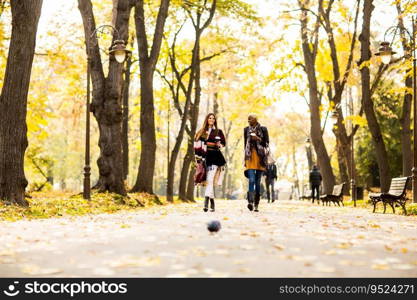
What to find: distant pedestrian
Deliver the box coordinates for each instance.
[309,165,322,203]
[244,113,269,212]
[194,113,226,212]
[264,163,277,203]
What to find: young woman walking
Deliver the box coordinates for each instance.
[194,113,226,212]
[244,113,269,212]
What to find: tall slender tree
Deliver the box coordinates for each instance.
[298,0,335,194]
[159,25,228,202]
[179,0,217,201]
[121,36,136,181]
[358,0,391,192]
[159,23,198,202]
[0,0,43,206]
[130,0,170,194]
[319,0,360,188]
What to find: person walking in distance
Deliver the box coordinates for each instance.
[309,165,322,203]
[244,113,269,212]
[194,113,226,212]
[264,162,277,203]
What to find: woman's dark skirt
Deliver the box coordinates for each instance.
[206,149,226,167]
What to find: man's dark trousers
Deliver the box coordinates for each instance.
[311,184,320,203]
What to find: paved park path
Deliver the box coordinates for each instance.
[1,200,417,277]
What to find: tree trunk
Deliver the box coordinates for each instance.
[167,110,192,201]
[179,142,193,200]
[0,0,43,206]
[298,0,335,194]
[78,0,131,195]
[336,138,349,194]
[333,110,353,180]
[131,67,156,193]
[333,109,351,188]
[186,165,196,201]
[167,134,184,201]
[131,0,170,194]
[359,0,390,192]
[183,38,202,202]
[401,74,412,177]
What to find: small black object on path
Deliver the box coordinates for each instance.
[207,220,221,233]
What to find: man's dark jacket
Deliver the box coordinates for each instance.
[265,164,277,180]
[309,169,322,186]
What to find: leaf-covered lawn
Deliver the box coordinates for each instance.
[0,191,177,221]
[342,196,417,216]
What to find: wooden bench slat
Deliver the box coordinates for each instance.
[389,188,407,192]
[389,190,405,194]
[390,180,408,184]
[390,182,407,186]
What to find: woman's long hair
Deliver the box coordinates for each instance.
[195,113,218,141]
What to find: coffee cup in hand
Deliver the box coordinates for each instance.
[215,136,221,147]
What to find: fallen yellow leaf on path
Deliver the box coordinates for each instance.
[273,244,285,251]
[336,242,352,249]
[372,264,390,270]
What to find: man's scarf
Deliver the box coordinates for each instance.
[244,123,267,166]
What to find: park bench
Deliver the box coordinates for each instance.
[369,176,410,215]
[319,183,345,206]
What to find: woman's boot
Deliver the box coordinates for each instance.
[203,197,209,212]
[254,193,260,212]
[210,198,215,212]
[247,192,255,211]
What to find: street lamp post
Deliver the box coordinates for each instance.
[83,25,130,200]
[376,16,416,203]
